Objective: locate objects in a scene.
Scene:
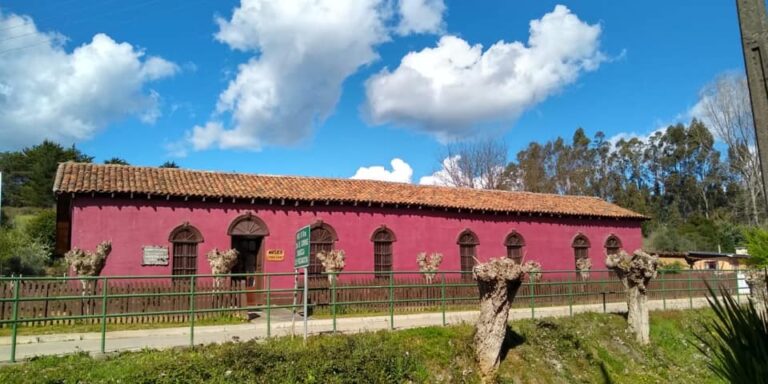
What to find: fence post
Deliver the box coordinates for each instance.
[688,270,693,309]
[389,271,394,330]
[10,277,20,363]
[266,274,271,338]
[567,276,573,316]
[661,270,666,310]
[529,279,536,320]
[441,272,446,326]
[331,273,337,334]
[600,273,607,312]
[189,275,196,347]
[735,268,741,303]
[100,277,109,354]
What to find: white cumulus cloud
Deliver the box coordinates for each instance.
[351,158,413,183]
[184,0,449,153]
[0,10,178,149]
[396,0,446,35]
[365,4,604,140]
[188,0,391,151]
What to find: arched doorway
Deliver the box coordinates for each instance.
[228,213,269,289]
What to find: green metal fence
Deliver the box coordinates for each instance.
[0,268,746,362]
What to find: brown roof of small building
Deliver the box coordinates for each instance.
[53,162,647,220]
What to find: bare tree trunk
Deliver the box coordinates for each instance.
[473,258,534,382]
[474,279,522,379]
[749,184,760,225]
[625,284,650,344]
[605,250,658,345]
[700,190,710,219]
[745,269,768,319]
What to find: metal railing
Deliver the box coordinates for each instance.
[0,268,746,362]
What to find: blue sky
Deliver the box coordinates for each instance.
[0,0,745,183]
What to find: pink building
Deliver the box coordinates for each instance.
[54,163,646,289]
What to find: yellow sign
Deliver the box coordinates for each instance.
[266,249,285,262]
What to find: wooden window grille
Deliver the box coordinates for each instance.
[309,226,335,277]
[505,231,525,264]
[572,233,590,270]
[169,225,202,277]
[458,231,479,274]
[372,228,394,279]
[605,235,622,256]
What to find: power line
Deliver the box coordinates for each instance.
[0,0,208,56]
[0,0,123,33]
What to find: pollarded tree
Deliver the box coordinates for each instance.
[316,250,345,283]
[416,252,443,283]
[207,248,239,288]
[575,257,592,281]
[64,241,112,292]
[473,257,539,381]
[744,227,768,316]
[605,249,659,344]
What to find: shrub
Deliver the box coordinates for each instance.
[696,284,768,382]
[0,227,50,276]
[658,261,685,274]
[744,227,768,267]
[23,209,56,251]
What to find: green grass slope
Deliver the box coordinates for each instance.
[0,310,718,383]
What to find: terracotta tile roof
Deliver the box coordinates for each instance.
[54,162,647,220]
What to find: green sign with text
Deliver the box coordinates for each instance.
[295,225,311,269]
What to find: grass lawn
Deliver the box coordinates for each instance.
[0,309,720,383]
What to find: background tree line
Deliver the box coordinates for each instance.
[435,74,761,253]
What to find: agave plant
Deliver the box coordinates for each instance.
[696,283,768,383]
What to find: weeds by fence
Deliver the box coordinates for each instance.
[0,268,746,362]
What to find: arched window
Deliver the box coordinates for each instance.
[371,226,395,278]
[458,230,479,274]
[309,221,337,277]
[169,223,203,276]
[505,231,525,264]
[605,234,622,255]
[572,233,591,268]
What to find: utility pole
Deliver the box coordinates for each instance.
[737,0,768,203]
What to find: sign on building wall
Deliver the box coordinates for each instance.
[266,249,285,262]
[295,225,311,268]
[142,246,169,266]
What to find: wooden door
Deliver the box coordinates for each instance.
[231,236,264,305]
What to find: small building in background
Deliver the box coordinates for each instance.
[656,250,750,271]
[54,163,647,289]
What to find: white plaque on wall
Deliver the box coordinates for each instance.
[142,246,169,266]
